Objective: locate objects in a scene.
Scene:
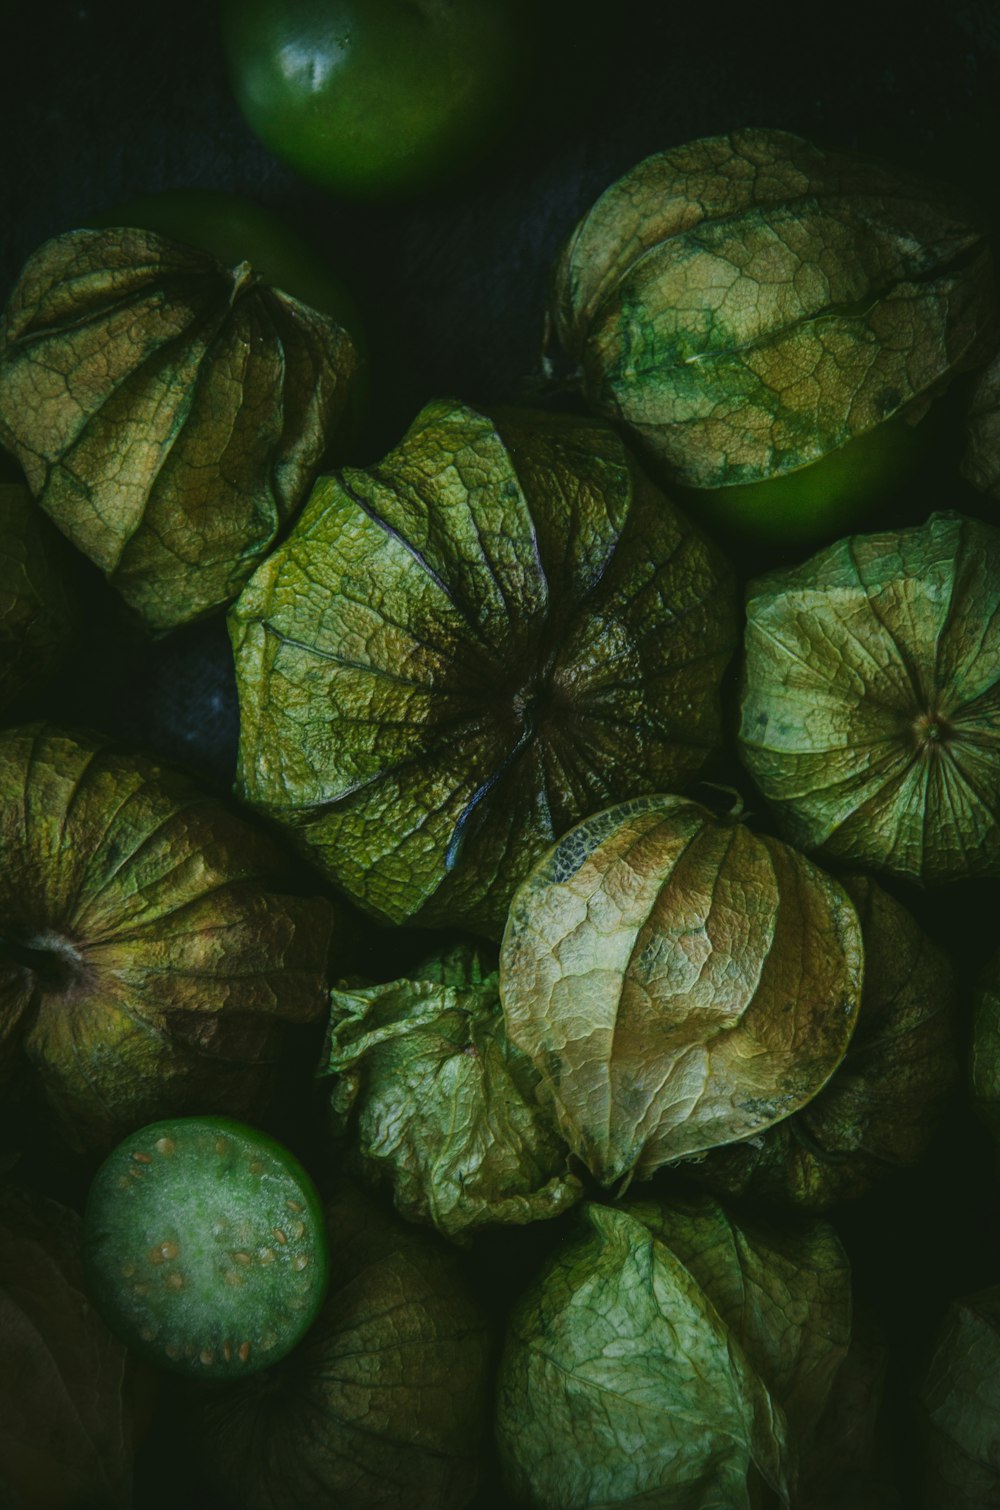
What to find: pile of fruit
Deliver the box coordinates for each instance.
[2,6,1000,1508]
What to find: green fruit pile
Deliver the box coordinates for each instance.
[2,52,1000,1510]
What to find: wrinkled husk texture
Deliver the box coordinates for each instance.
[0,482,73,713]
[0,723,337,1152]
[0,1184,139,1509]
[739,512,1000,884]
[230,399,737,937]
[323,944,581,1240]
[698,874,958,1209]
[918,1286,1000,1509]
[0,228,359,631]
[500,794,864,1188]
[550,127,994,489]
[194,1179,491,1510]
[496,1193,852,1509]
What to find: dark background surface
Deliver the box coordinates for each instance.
[4,1,1000,1506]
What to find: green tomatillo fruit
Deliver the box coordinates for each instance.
[86,187,363,339]
[499,793,864,1189]
[229,399,738,937]
[0,724,338,1153]
[739,511,1000,885]
[679,411,929,549]
[0,223,359,632]
[83,1117,328,1380]
[548,128,994,498]
[220,0,530,200]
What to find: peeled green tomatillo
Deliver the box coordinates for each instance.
[220,0,529,199]
[83,1118,328,1379]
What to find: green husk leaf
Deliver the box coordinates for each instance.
[499,794,864,1188]
[495,1194,852,1509]
[918,1286,1000,1508]
[962,348,1000,497]
[698,874,958,1208]
[739,511,1000,884]
[551,127,994,488]
[971,947,1000,1162]
[323,946,581,1240]
[0,723,337,1152]
[0,228,359,632]
[194,1179,490,1510]
[797,1309,899,1510]
[230,399,737,937]
[0,483,73,715]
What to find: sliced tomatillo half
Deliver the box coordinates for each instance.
[83,1117,328,1380]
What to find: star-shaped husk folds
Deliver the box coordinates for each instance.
[498,793,864,1189]
[739,511,1000,884]
[550,127,995,488]
[0,723,338,1153]
[0,228,359,632]
[229,400,738,938]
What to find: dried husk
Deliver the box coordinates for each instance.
[698,874,958,1208]
[962,347,1000,497]
[918,1286,1000,1509]
[798,1309,899,1510]
[0,723,338,1152]
[971,946,1000,1163]
[550,127,994,488]
[0,482,73,713]
[194,1179,490,1510]
[495,1193,852,1509]
[739,511,1000,884]
[0,228,359,631]
[0,1184,140,1510]
[323,944,581,1241]
[230,399,737,937]
[499,794,864,1188]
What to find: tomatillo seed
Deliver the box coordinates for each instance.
[82,1117,328,1379]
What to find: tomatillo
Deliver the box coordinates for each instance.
[678,414,931,549]
[220,0,529,199]
[87,186,362,336]
[83,1117,328,1379]
[87,187,369,452]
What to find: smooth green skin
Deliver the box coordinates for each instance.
[220,0,525,199]
[681,414,926,548]
[87,187,362,339]
[83,1117,328,1380]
